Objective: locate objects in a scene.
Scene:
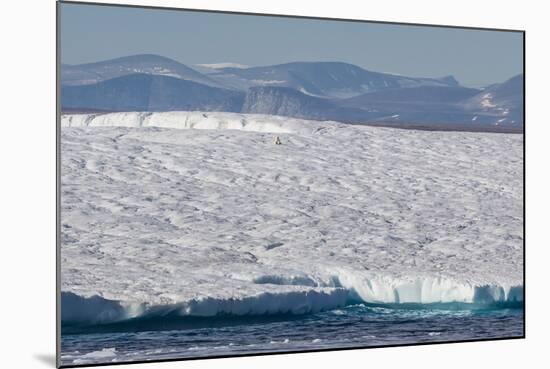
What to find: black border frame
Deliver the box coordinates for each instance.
[56,1,526,367]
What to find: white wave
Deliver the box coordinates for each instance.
[70,348,118,365]
[80,348,117,359]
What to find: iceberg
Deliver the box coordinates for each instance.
[60,111,523,324]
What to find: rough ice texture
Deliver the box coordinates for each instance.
[60,112,523,323]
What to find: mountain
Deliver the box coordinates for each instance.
[61,54,222,88]
[242,86,335,119]
[207,61,459,98]
[241,86,380,122]
[241,84,523,132]
[61,73,245,112]
[336,81,523,130]
[463,74,524,127]
[336,86,482,125]
[60,54,523,132]
[340,85,480,108]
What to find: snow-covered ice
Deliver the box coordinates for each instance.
[60,111,523,324]
[195,63,250,69]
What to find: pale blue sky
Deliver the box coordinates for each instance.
[60,2,523,87]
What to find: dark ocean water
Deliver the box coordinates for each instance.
[60,304,524,366]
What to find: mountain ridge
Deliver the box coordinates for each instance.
[62,73,244,112]
[60,54,524,132]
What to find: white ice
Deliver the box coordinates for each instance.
[60,111,523,323]
[195,63,250,69]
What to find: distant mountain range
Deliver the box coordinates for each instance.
[62,74,244,112]
[62,54,222,88]
[61,54,524,132]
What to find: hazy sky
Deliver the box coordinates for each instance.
[60,2,523,87]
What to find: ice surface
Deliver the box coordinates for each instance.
[196,63,250,69]
[60,112,523,323]
[61,111,312,134]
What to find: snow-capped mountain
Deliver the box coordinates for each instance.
[61,54,223,88]
[208,61,460,98]
[60,54,523,132]
[463,74,524,127]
